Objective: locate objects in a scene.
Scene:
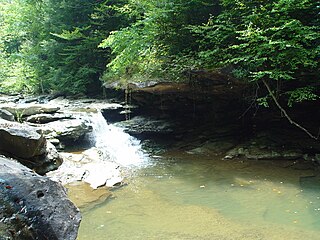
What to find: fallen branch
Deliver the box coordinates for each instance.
[262,79,319,141]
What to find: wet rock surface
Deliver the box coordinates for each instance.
[65,182,112,210]
[47,148,123,189]
[114,116,173,137]
[0,156,81,240]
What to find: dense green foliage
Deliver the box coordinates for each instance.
[0,0,319,106]
[0,0,127,94]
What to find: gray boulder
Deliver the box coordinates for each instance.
[1,103,60,118]
[43,118,92,143]
[0,109,15,121]
[0,119,46,159]
[0,119,61,174]
[25,113,72,124]
[0,156,81,240]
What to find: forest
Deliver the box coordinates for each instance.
[1,1,320,239]
[0,0,318,100]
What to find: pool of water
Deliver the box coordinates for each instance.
[77,151,320,240]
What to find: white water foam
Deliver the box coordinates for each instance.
[89,111,148,167]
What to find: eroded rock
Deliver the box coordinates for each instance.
[39,118,92,144]
[0,119,61,174]
[114,116,173,137]
[25,113,72,124]
[0,156,81,239]
[47,148,123,189]
[0,109,14,121]
[0,119,46,159]
[1,103,60,118]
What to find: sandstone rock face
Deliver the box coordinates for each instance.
[0,119,61,174]
[114,116,173,137]
[43,118,92,143]
[47,148,123,189]
[0,119,46,159]
[1,103,60,117]
[0,156,81,239]
[0,109,14,121]
[25,113,72,124]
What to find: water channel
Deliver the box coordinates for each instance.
[77,114,320,240]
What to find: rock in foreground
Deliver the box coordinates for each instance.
[0,156,81,239]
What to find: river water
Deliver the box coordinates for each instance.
[77,114,320,240]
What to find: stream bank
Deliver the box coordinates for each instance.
[0,79,319,239]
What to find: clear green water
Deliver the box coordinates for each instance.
[77,151,320,240]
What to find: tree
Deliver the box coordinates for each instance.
[99,0,219,84]
[191,0,319,138]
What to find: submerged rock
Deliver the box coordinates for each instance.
[65,182,112,210]
[0,156,81,239]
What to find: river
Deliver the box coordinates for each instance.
[75,112,320,239]
[77,151,320,239]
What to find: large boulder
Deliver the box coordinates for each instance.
[0,119,46,159]
[0,156,81,239]
[41,118,92,143]
[0,109,14,121]
[0,119,61,174]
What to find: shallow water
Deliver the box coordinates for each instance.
[77,151,320,240]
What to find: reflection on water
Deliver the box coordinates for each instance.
[77,151,320,240]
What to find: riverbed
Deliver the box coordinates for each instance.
[77,150,320,240]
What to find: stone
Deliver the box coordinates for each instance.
[25,113,72,124]
[224,145,303,161]
[0,119,46,159]
[1,103,60,117]
[65,182,112,210]
[0,119,61,174]
[114,116,173,137]
[47,148,123,189]
[38,118,92,143]
[0,109,14,121]
[34,142,63,175]
[0,156,81,239]
[245,147,303,160]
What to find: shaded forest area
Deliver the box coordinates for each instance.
[0,0,319,138]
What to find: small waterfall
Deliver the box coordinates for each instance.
[88,111,148,167]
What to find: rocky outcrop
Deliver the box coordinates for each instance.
[40,118,92,144]
[0,119,61,174]
[0,119,46,159]
[1,103,60,118]
[0,156,81,239]
[0,109,14,121]
[25,113,72,124]
[47,148,123,189]
[114,116,173,137]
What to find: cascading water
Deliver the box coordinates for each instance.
[88,111,148,167]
